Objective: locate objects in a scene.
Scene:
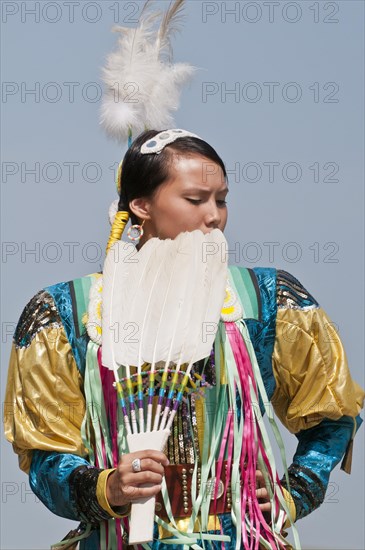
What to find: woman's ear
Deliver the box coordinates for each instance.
[129,197,152,221]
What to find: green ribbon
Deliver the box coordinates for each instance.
[81,341,126,550]
[51,524,92,549]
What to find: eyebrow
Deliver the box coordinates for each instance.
[184,187,229,194]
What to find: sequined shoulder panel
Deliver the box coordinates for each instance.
[13,290,62,349]
[46,279,91,376]
[276,269,319,310]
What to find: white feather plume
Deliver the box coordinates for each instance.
[136,231,197,365]
[108,199,119,225]
[106,230,227,370]
[101,240,136,372]
[157,0,185,51]
[100,0,196,142]
[102,238,161,370]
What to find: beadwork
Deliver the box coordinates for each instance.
[140,129,201,155]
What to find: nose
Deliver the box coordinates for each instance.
[204,200,221,229]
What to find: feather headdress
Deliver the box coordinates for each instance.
[100,0,196,142]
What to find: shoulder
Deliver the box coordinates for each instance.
[14,273,100,349]
[14,289,62,348]
[275,269,319,310]
[233,267,319,316]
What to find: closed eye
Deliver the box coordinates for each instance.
[185,198,227,206]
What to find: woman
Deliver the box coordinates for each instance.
[5,129,364,549]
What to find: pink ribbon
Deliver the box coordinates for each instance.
[226,322,285,550]
[97,347,123,550]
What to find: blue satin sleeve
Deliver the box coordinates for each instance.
[282,415,362,520]
[29,449,90,520]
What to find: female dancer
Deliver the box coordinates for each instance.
[5,129,364,549]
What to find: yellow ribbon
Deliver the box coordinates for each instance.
[106,210,129,253]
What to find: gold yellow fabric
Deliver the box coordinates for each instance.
[4,327,87,473]
[272,307,365,434]
[158,515,221,540]
[96,469,131,518]
[194,393,205,454]
[281,487,296,528]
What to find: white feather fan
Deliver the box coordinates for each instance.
[102,229,227,370]
[101,229,227,544]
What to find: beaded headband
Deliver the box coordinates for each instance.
[140,129,201,155]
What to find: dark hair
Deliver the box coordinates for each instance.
[118,129,227,224]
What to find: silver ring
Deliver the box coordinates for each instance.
[132,458,141,473]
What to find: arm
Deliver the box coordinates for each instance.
[281,415,361,520]
[272,271,364,520]
[4,290,116,523]
[29,450,116,523]
[5,288,164,525]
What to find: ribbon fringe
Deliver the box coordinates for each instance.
[81,321,300,549]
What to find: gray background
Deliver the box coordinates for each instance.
[1,1,364,548]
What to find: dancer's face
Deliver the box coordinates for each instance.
[130,154,228,244]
